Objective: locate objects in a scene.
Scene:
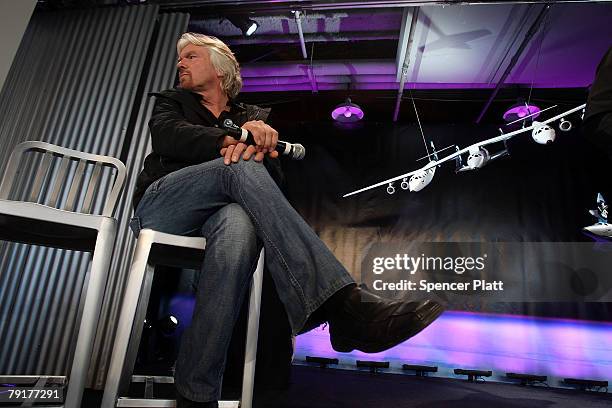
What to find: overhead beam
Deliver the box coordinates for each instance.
[162,1,612,13]
[221,32,399,46]
[393,7,419,121]
[395,8,412,82]
[475,3,552,123]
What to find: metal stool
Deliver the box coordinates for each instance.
[0,141,126,408]
[102,229,264,408]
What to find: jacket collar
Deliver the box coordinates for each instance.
[150,88,250,125]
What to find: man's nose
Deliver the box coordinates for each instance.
[177,59,186,69]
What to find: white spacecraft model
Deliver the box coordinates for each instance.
[343,103,586,198]
[584,193,612,238]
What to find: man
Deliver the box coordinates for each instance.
[132,33,443,408]
[583,46,612,159]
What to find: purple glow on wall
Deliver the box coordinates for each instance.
[240,82,505,93]
[295,311,612,381]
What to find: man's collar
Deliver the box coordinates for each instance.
[228,99,247,112]
[185,89,246,112]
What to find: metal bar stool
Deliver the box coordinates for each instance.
[102,229,263,408]
[0,141,126,408]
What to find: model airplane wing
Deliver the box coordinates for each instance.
[343,167,428,197]
[343,103,586,198]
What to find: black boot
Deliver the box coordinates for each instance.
[327,286,444,353]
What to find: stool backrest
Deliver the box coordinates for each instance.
[0,141,126,217]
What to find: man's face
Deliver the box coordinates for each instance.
[176,44,221,92]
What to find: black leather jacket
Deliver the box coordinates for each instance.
[583,47,612,160]
[133,88,284,208]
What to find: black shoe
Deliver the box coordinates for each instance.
[328,287,444,353]
[175,387,218,408]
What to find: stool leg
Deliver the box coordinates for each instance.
[65,219,116,408]
[101,232,155,408]
[240,248,264,408]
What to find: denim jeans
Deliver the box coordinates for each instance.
[131,157,354,401]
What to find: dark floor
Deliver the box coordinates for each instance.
[82,365,612,408]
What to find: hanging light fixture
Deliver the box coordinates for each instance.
[331,98,364,123]
[227,16,259,37]
[503,99,541,122]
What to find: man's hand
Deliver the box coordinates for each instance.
[241,120,279,155]
[219,125,280,165]
[221,142,261,164]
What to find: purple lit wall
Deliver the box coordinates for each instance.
[294,311,612,386]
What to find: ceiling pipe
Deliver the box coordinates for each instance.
[240,82,501,92]
[293,10,318,93]
[475,3,551,124]
[240,60,396,77]
[293,10,308,59]
[393,7,419,122]
[222,32,399,46]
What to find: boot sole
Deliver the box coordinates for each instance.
[330,302,444,353]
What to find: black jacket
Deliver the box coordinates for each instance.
[134,88,293,389]
[583,46,612,160]
[584,46,612,123]
[134,88,284,208]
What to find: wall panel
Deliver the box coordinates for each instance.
[0,4,175,388]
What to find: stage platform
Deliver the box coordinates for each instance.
[82,364,611,407]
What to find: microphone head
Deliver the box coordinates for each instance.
[222,118,238,130]
[292,143,306,160]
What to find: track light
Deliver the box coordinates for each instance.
[331,98,364,123]
[454,368,492,382]
[356,360,389,374]
[228,16,259,37]
[402,364,438,377]
[305,356,339,368]
[506,372,548,386]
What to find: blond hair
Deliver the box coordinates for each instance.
[177,33,243,98]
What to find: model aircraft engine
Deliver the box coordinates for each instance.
[559,117,572,132]
[531,121,556,144]
[466,146,490,169]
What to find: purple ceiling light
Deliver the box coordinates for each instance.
[331,98,364,123]
[503,101,541,122]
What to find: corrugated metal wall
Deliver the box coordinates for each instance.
[0,4,188,388]
[89,12,190,388]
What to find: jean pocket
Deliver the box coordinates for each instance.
[129,217,142,237]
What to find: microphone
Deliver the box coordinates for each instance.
[221,119,305,160]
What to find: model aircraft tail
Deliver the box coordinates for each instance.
[416,141,455,163]
[590,193,608,224]
[430,141,439,161]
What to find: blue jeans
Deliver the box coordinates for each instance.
[131,158,354,401]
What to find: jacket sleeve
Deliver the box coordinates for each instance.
[149,95,227,163]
